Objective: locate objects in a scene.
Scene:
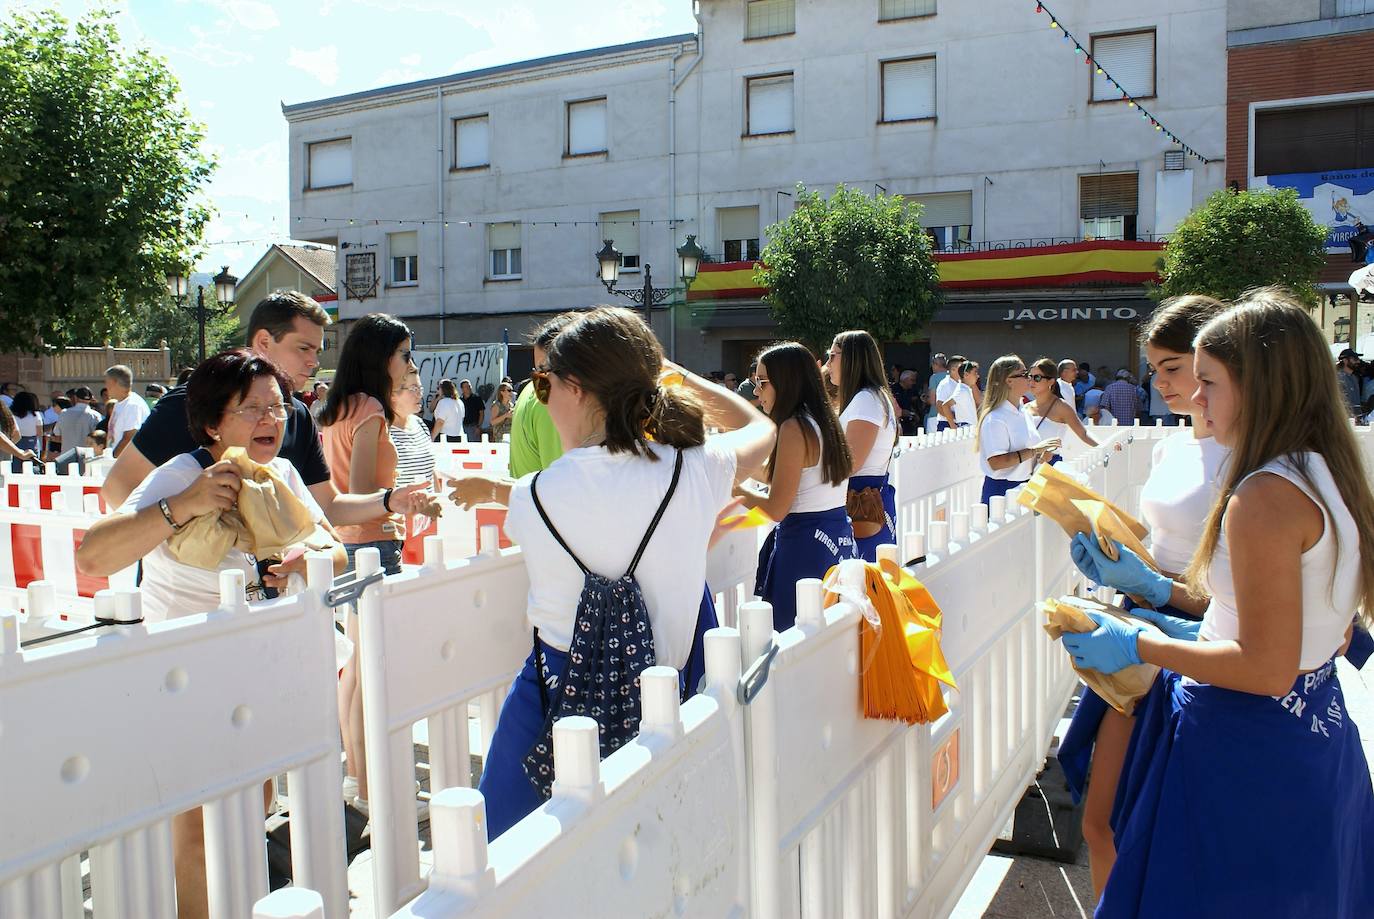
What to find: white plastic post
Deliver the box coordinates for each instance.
[989,495,1007,521]
[794,577,824,628]
[304,551,334,595]
[638,665,684,742]
[92,588,117,622]
[972,504,989,531]
[1,612,19,660]
[479,524,499,556]
[422,534,446,570]
[219,569,247,613]
[427,787,496,897]
[113,589,142,627]
[27,580,56,620]
[703,627,743,704]
[950,511,969,543]
[550,716,604,804]
[49,490,67,512]
[83,492,102,514]
[928,520,949,554]
[253,888,325,919]
[904,532,925,563]
[875,544,899,566]
[739,599,781,919]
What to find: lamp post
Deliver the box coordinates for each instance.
[166,265,238,363]
[596,235,704,329]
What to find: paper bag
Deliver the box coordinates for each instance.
[1018,462,1158,569]
[1042,595,1162,716]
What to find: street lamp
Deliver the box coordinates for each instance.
[595,235,703,327]
[167,265,238,363]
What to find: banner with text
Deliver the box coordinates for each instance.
[415,344,507,415]
[1253,169,1374,252]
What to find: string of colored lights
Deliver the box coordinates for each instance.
[1033,2,1213,164]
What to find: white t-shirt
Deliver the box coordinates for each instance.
[123,453,326,623]
[789,416,850,513]
[433,397,463,436]
[1057,379,1076,406]
[1139,431,1228,574]
[978,400,1037,480]
[839,387,897,477]
[951,383,978,425]
[935,374,958,408]
[109,393,151,448]
[14,413,39,438]
[1093,409,1117,427]
[505,440,737,669]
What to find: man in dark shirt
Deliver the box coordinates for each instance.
[460,379,485,442]
[892,370,922,436]
[101,291,425,526]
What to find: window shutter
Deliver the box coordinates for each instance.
[719,206,760,244]
[883,58,936,122]
[600,211,639,259]
[1255,103,1367,175]
[568,99,607,154]
[908,191,971,227]
[746,0,795,38]
[879,0,936,20]
[748,75,794,135]
[308,139,352,188]
[1080,173,1139,219]
[456,116,489,168]
[389,231,417,259]
[1092,31,1154,101]
[489,222,520,251]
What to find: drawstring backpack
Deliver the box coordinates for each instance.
[522,448,684,799]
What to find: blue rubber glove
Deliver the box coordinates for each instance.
[1060,610,1145,674]
[1068,532,1104,584]
[1127,606,1201,642]
[1070,533,1173,609]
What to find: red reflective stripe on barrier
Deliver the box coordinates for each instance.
[84,486,105,514]
[39,485,59,510]
[11,523,43,588]
[474,507,512,549]
[400,514,439,566]
[6,484,15,507]
[71,529,108,598]
[462,462,483,470]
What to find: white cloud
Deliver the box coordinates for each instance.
[208,0,280,31]
[399,52,422,66]
[288,45,340,86]
[207,140,288,205]
[164,25,254,69]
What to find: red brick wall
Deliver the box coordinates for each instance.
[1227,30,1374,189]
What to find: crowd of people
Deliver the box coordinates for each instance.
[2,283,1371,916]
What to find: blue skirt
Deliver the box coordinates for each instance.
[849,473,896,563]
[755,506,856,632]
[1057,598,1198,805]
[478,586,718,839]
[980,475,1026,506]
[1099,664,1374,918]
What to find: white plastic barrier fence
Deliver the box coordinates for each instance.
[0,462,107,513]
[889,428,982,556]
[706,524,763,629]
[0,554,348,919]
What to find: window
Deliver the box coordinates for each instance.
[879,0,935,20]
[1091,30,1155,102]
[567,98,607,156]
[1255,101,1374,175]
[746,74,794,136]
[389,231,418,286]
[906,191,971,250]
[881,57,936,122]
[746,0,795,38]
[599,210,640,270]
[307,138,351,189]
[1079,173,1139,240]
[488,222,521,279]
[719,206,761,262]
[454,115,490,169]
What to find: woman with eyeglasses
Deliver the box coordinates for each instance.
[444,306,774,838]
[741,341,856,631]
[390,370,437,493]
[318,312,419,817]
[1025,357,1099,464]
[975,355,1060,506]
[487,380,516,443]
[76,350,346,919]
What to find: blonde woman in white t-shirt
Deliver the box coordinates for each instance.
[826,329,899,561]
[974,355,1059,506]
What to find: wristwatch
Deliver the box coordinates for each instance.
[158,498,184,531]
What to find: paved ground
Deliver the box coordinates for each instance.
[953,655,1374,919]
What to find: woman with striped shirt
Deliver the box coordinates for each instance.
[390,371,437,490]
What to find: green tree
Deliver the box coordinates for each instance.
[755,184,943,349]
[1153,188,1328,306]
[0,7,213,354]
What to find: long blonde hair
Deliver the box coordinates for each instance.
[1183,288,1374,626]
[974,355,1024,450]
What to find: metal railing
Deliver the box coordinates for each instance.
[699,235,1169,265]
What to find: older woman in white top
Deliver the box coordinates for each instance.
[975,355,1059,506]
[1060,292,1374,917]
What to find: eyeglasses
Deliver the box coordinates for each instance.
[227,402,289,422]
[755,377,771,388]
[531,364,555,404]
[1007,372,1029,380]
[1026,373,1049,382]
[394,384,423,396]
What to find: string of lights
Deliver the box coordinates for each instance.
[1033,2,1213,164]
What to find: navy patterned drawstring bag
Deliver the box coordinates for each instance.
[522,448,684,799]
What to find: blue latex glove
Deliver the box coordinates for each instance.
[1060,610,1145,674]
[1127,606,1201,642]
[1070,533,1173,609]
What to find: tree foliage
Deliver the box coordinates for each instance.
[127,284,242,372]
[755,184,943,349]
[1153,188,1328,306]
[0,8,214,354]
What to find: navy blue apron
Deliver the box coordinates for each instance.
[849,473,896,563]
[980,475,1026,506]
[754,506,856,632]
[190,447,277,600]
[1099,663,1374,918]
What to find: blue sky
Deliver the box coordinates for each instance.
[20,0,698,273]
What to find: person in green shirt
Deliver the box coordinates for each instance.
[509,315,574,477]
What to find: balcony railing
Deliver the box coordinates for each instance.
[45,344,172,384]
[700,234,1170,263]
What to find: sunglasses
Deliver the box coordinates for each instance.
[1026,373,1050,382]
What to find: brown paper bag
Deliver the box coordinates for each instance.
[1042,595,1161,716]
[1018,463,1158,569]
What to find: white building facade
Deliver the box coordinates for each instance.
[285,0,1228,375]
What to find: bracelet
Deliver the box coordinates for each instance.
[1016,450,1023,462]
[382,487,394,513]
[158,498,183,531]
